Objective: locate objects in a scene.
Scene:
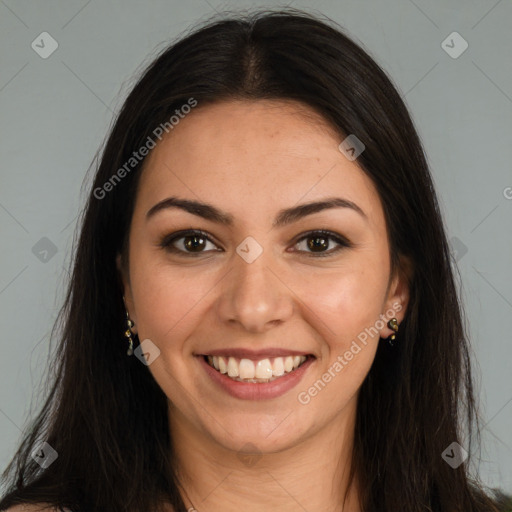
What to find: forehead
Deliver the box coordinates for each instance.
[134,100,383,228]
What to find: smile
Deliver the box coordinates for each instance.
[204,355,309,383]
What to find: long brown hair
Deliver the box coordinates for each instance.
[1,8,510,512]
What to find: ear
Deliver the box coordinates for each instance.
[380,254,413,339]
[116,253,138,333]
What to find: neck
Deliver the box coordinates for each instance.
[168,397,361,512]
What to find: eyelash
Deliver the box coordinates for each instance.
[158,229,352,258]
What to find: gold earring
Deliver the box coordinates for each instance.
[387,318,399,346]
[124,310,135,356]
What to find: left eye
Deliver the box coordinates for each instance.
[159,229,351,257]
[293,231,350,257]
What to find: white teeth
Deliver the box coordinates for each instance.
[206,354,308,382]
[284,356,294,373]
[255,358,273,379]
[227,357,239,377]
[218,356,227,374]
[272,357,285,376]
[239,358,255,379]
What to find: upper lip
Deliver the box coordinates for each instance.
[198,348,314,360]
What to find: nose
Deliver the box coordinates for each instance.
[215,247,294,333]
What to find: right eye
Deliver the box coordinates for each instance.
[158,230,222,256]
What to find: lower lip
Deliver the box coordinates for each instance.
[198,355,315,400]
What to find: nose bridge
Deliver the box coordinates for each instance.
[216,238,293,332]
[236,246,272,299]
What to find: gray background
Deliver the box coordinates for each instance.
[1,0,511,494]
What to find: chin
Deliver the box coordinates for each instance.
[202,412,308,454]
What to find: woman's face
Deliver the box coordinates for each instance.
[118,99,409,454]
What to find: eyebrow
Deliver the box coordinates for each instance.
[145,196,368,227]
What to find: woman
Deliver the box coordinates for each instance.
[0,8,510,512]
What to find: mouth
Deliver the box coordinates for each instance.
[203,354,312,383]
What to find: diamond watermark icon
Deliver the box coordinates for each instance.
[134,338,161,366]
[441,32,468,59]
[31,32,59,59]
[338,134,365,161]
[449,236,468,262]
[236,442,262,467]
[31,441,58,469]
[442,442,468,469]
[236,236,263,264]
[32,237,58,263]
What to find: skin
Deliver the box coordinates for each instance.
[117,99,411,512]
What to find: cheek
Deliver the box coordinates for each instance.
[128,260,215,404]
[129,254,217,347]
[294,264,388,349]
[292,270,383,420]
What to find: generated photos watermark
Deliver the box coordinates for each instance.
[297,301,403,405]
[94,97,198,200]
